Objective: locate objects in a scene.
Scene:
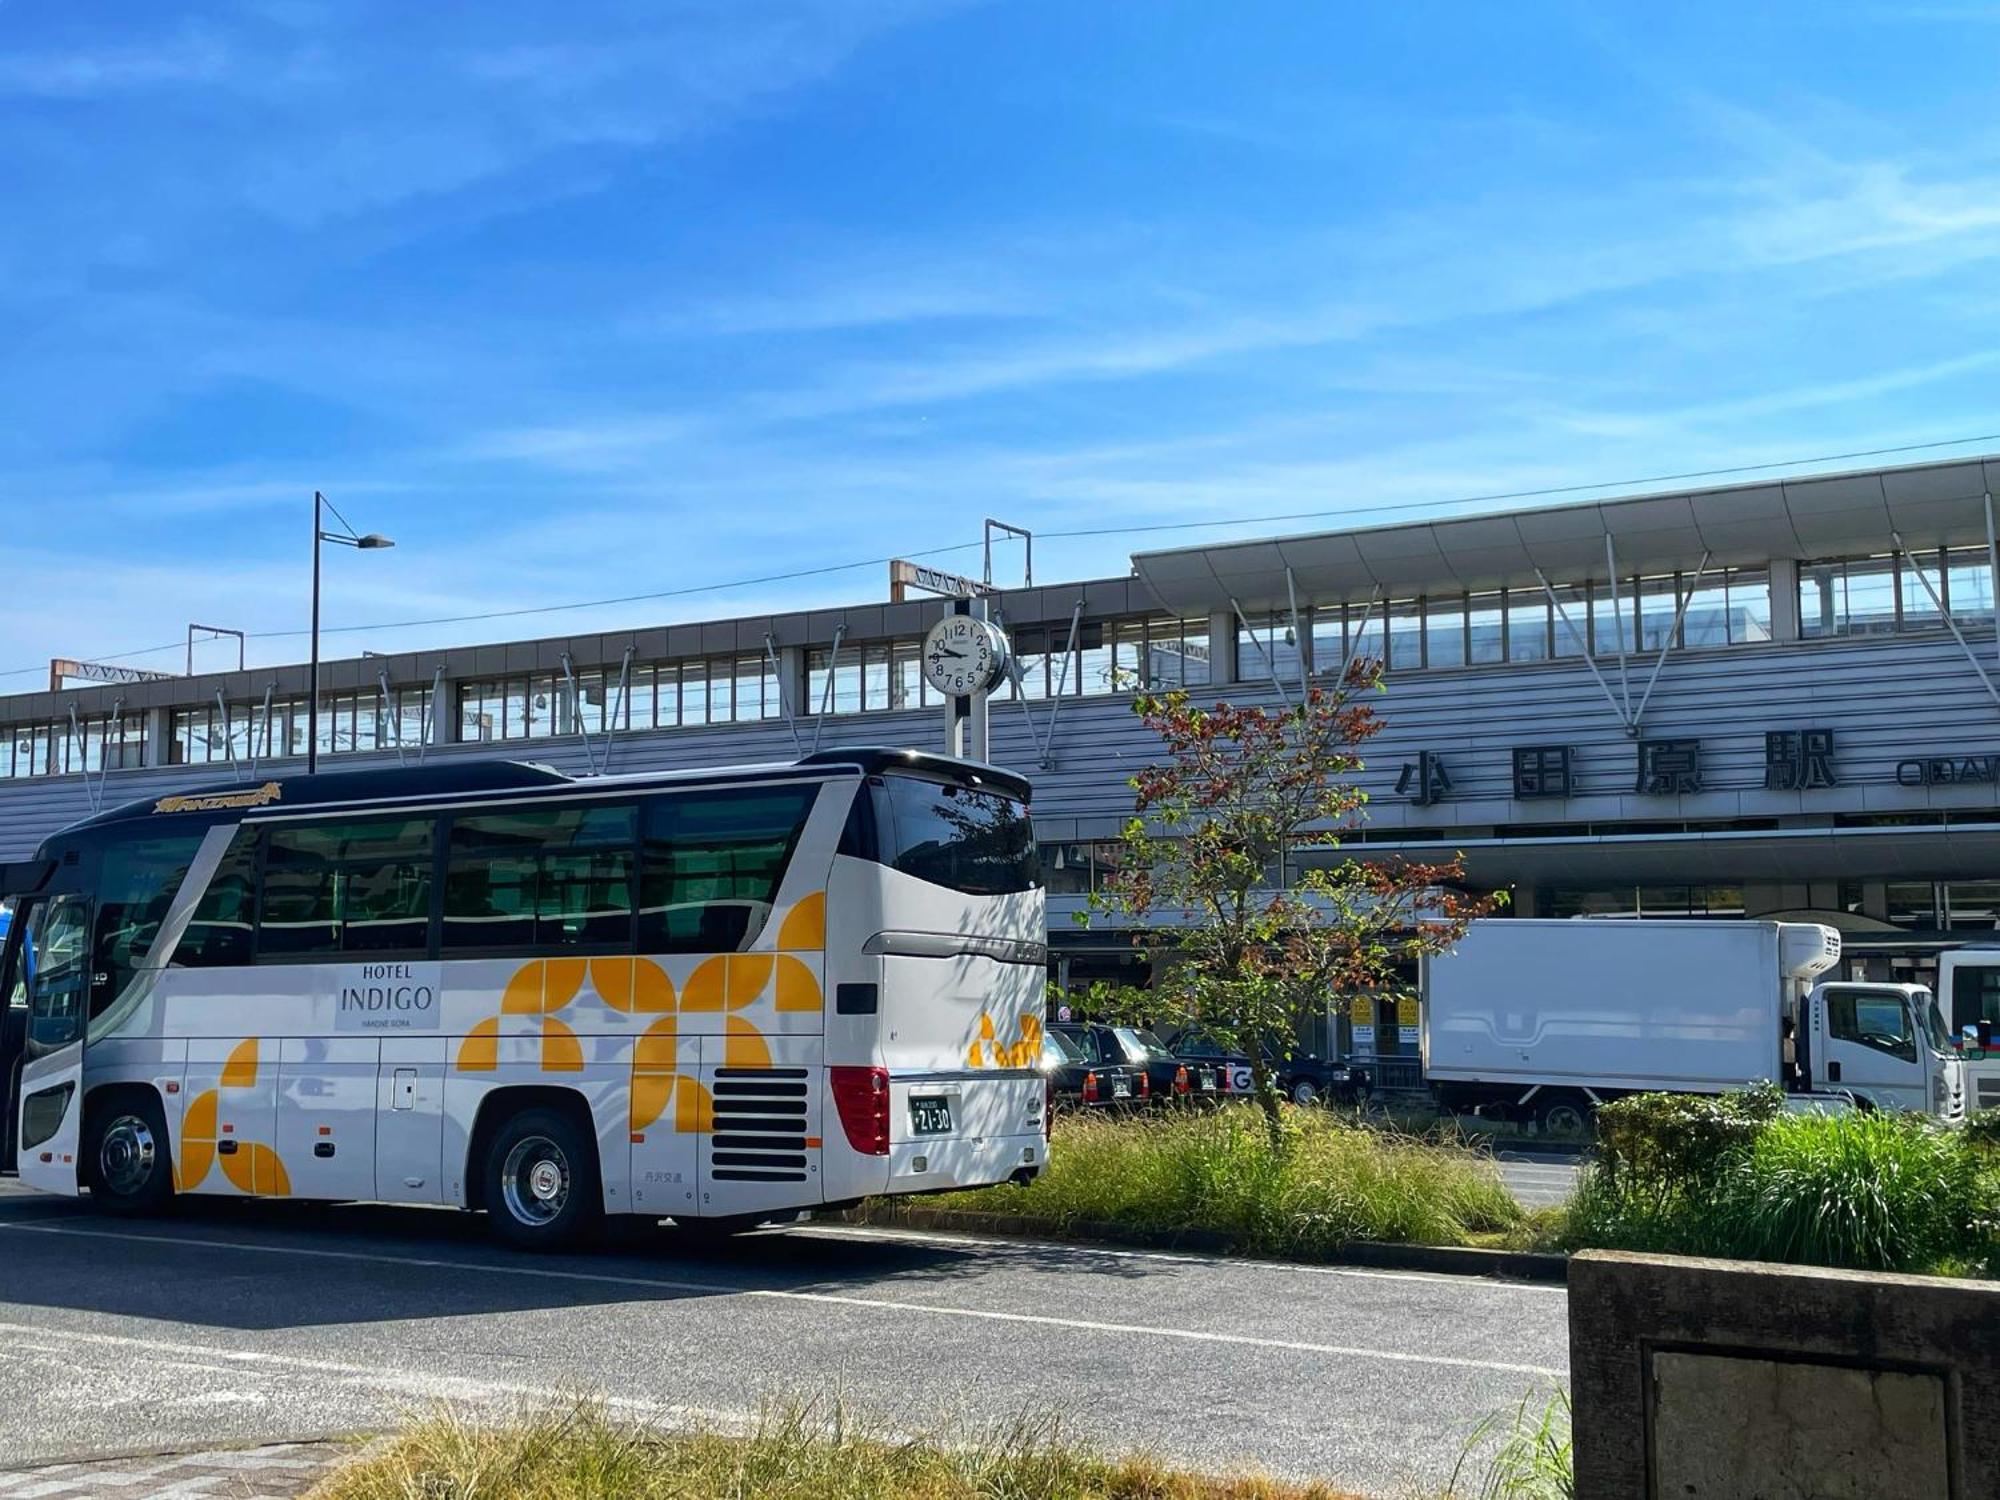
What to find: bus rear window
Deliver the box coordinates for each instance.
[876,777,1037,896]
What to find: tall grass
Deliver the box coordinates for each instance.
[1563,1098,1998,1275]
[1447,1391,1573,1500]
[307,1399,1367,1499]
[933,1105,1523,1252]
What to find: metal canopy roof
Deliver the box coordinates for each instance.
[1131,454,2000,615]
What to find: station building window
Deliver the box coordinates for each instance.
[0,712,148,779]
[170,689,431,765]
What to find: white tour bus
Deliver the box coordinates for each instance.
[0,748,1049,1248]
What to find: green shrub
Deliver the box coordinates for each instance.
[1563,1090,2000,1275]
[930,1104,1523,1253]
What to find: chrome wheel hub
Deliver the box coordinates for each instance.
[500,1135,570,1226]
[99,1115,156,1197]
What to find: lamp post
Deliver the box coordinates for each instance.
[309,490,394,775]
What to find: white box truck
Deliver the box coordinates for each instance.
[1422,919,1964,1132]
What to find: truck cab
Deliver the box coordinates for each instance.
[1935,945,2000,1112]
[1803,981,1962,1121]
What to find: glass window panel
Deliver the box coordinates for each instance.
[832,651,862,715]
[1885,881,1938,928]
[1948,549,1995,626]
[1846,557,1899,636]
[889,640,923,711]
[94,834,203,1009]
[1075,622,1114,695]
[1007,634,1052,700]
[1505,593,1550,663]
[1385,599,1422,671]
[446,804,637,952]
[1236,614,1300,686]
[1467,593,1505,665]
[1549,585,1588,658]
[657,664,682,728]
[1110,620,1146,692]
[1178,620,1211,687]
[707,659,734,723]
[627,665,657,730]
[261,817,436,957]
[179,829,259,968]
[1037,841,1092,894]
[1798,562,1842,639]
[1309,607,1345,679]
[861,644,890,713]
[1680,573,1730,648]
[736,657,768,721]
[1346,604,1386,665]
[1424,596,1467,668]
[1947,881,2000,932]
[683,662,711,725]
[1590,580,1636,657]
[1637,575,1682,652]
[1727,568,1770,644]
[638,785,818,953]
[1899,552,1944,632]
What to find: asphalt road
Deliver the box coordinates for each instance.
[0,1183,1568,1498]
[1493,1150,1584,1210]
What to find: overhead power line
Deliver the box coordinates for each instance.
[7,430,1998,683]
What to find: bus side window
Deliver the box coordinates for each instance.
[259,817,435,960]
[443,802,636,954]
[93,832,202,1009]
[177,829,259,968]
[638,785,818,954]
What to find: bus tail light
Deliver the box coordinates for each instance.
[1082,1070,1100,1104]
[1173,1065,1190,1095]
[830,1066,890,1156]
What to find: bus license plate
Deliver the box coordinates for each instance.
[910,1096,953,1136]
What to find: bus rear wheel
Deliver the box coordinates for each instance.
[85,1092,174,1216]
[483,1107,601,1252]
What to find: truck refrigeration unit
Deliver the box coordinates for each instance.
[1421,919,1964,1132]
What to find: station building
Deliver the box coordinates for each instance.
[9,452,2000,1077]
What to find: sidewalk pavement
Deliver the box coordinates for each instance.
[0,1441,347,1498]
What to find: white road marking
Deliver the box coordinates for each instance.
[0,1318,748,1428]
[800,1223,1568,1294]
[0,1220,1565,1379]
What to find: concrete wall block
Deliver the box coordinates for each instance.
[1570,1250,2000,1498]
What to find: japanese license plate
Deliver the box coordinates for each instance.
[910,1095,953,1136]
[1112,1076,1132,1099]
[1197,1069,1218,1092]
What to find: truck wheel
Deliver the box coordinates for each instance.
[483,1106,601,1252]
[1537,1097,1591,1137]
[85,1093,175,1216]
[1289,1077,1321,1107]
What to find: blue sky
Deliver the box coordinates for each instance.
[5,1,2000,681]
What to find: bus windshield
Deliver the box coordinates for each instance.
[876,776,1037,896]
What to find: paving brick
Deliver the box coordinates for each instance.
[0,1442,343,1500]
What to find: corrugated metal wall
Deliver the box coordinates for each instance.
[4,628,1998,864]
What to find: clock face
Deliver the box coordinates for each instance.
[923,615,1008,698]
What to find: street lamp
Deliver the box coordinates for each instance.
[309,490,394,775]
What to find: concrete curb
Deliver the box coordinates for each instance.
[843,1204,1570,1283]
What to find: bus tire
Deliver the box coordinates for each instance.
[85,1090,174,1216]
[482,1105,602,1252]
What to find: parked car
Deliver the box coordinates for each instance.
[1040,1029,1148,1112]
[1051,1021,1216,1104]
[1168,1030,1370,1106]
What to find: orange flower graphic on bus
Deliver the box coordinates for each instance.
[966,1011,1042,1069]
[451,892,828,1138]
[176,1038,291,1196]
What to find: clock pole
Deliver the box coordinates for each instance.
[944,595,993,763]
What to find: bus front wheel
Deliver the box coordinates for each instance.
[85,1091,174,1216]
[483,1106,602,1252]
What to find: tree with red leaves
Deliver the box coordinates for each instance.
[1086,663,1503,1147]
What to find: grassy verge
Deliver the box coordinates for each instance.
[307,1401,1366,1499]
[917,1104,1525,1253]
[308,1397,1574,1500]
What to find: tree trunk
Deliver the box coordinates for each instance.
[1247,1051,1284,1151]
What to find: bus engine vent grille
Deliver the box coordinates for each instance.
[710,1067,810,1182]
